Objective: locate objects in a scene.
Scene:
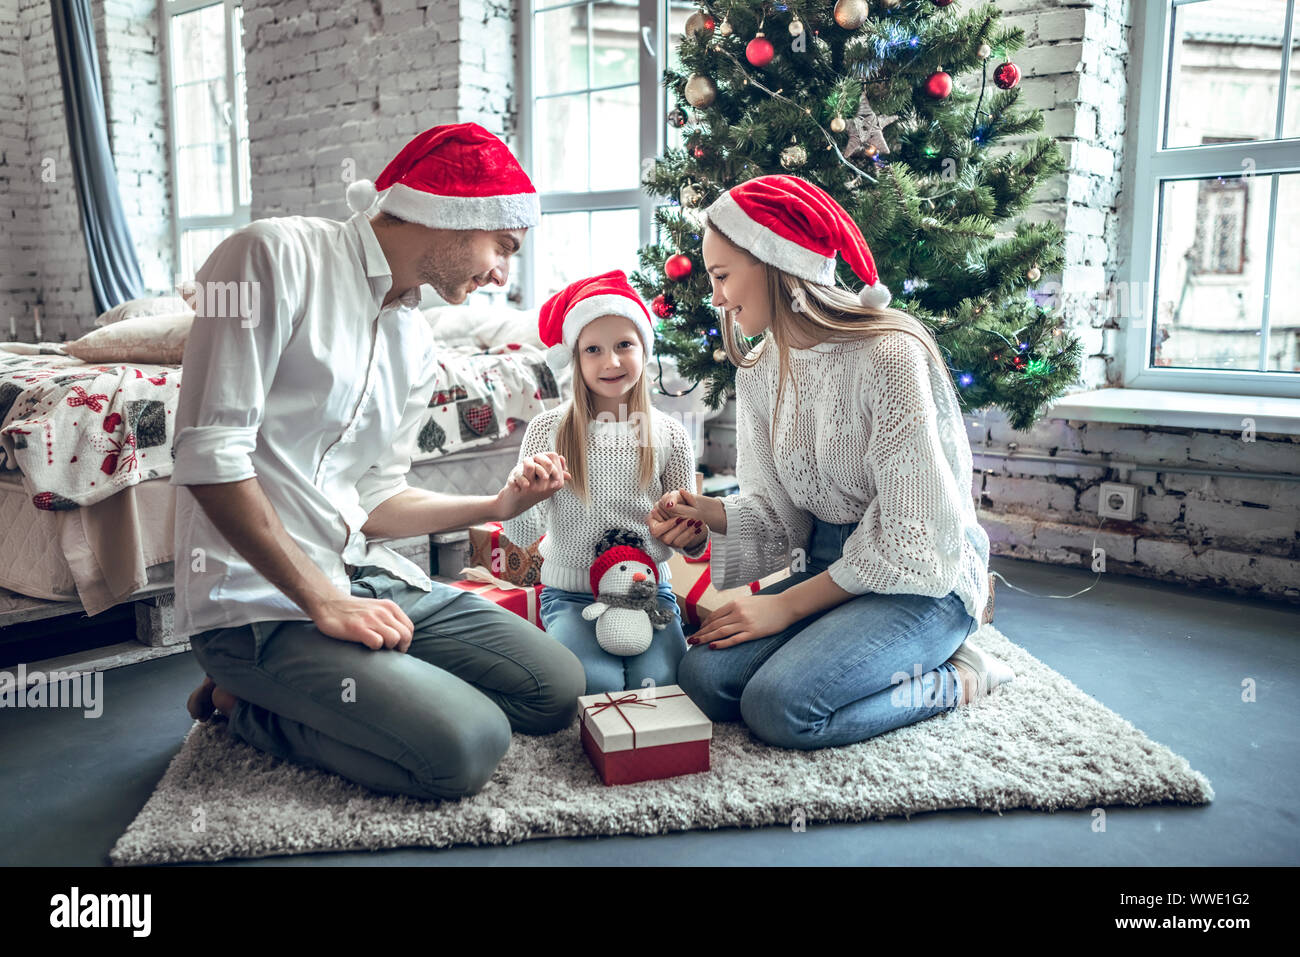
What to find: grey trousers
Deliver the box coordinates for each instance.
[188,564,586,801]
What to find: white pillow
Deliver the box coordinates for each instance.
[94,290,195,327]
[65,312,192,364]
[422,303,542,349]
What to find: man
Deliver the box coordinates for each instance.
[173,124,585,801]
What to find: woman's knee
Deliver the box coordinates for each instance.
[738,673,816,750]
[676,649,737,722]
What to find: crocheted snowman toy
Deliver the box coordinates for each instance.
[582,529,675,656]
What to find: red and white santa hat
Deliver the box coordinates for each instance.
[704,174,892,308]
[538,270,655,373]
[345,122,540,231]
[590,544,659,598]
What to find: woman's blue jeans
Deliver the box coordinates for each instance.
[539,581,688,695]
[676,516,979,750]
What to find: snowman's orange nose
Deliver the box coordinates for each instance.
[632,572,648,582]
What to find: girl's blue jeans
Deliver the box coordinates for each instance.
[539,581,687,695]
[677,515,980,751]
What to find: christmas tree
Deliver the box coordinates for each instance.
[631,0,1083,431]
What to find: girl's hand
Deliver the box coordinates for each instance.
[496,452,571,520]
[688,594,797,649]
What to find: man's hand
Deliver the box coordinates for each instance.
[496,452,571,520]
[308,594,416,652]
[688,594,798,649]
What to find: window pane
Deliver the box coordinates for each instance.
[590,2,637,87]
[1285,0,1300,138]
[1265,173,1299,370]
[1152,173,1275,371]
[181,227,235,282]
[239,138,251,208]
[536,93,589,191]
[174,79,225,148]
[1164,0,1291,148]
[535,211,592,301]
[170,4,225,88]
[535,3,588,97]
[589,207,640,275]
[589,85,638,190]
[177,143,233,217]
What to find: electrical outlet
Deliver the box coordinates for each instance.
[1098,482,1138,521]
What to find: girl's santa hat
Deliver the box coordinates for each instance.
[345,123,540,231]
[538,270,655,373]
[704,174,892,308]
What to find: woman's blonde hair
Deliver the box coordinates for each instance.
[553,327,658,506]
[708,223,946,443]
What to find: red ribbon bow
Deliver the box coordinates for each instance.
[66,386,108,412]
[582,690,688,750]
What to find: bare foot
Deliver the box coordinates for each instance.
[211,685,238,715]
[186,675,216,720]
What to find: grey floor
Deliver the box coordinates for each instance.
[2,555,1297,867]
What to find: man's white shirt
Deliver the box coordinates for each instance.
[170,210,439,640]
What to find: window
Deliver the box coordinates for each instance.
[1126,0,1300,396]
[519,1,698,306]
[161,0,251,282]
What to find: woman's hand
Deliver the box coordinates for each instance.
[688,594,798,649]
[496,452,571,520]
[647,510,708,550]
[649,487,725,532]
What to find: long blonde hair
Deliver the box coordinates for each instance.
[554,335,658,506]
[709,224,946,444]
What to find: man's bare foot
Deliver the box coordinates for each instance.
[187,675,216,720]
[211,685,238,715]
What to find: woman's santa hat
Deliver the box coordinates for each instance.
[538,270,655,373]
[345,122,540,231]
[704,174,892,309]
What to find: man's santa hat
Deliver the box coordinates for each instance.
[345,123,540,231]
[704,174,892,308]
[538,270,655,373]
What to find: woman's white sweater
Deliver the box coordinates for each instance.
[500,403,704,595]
[703,331,991,623]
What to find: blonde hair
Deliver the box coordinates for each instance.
[554,330,658,506]
[708,223,946,445]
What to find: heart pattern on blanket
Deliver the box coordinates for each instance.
[457,400,497,442]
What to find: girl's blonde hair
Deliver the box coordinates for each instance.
[708,223,946,444]
[554,323,658,506]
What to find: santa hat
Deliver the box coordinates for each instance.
[538,270,655,373]
[704,174,892,308]
[345,123,540,231]
[590,544,660,598]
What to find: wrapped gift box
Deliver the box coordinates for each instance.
[451,566,545,631]
[578,685,712,786]
[467,521,544,587]
[666,542,791,627]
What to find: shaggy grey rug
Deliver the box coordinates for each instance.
[109,624,1214,865]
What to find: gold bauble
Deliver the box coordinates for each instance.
[834,0,869,29]
[789,19,804,36]
[780,144,808,169]
[864,144,879,158]
[719,18,733,36]
[830,115,846,133]
[977,42,992,59]
[1027,265,1042,282]
[713,348,727,362]
[684,74,717,108]
[880,0,901,7]
[684,11,714,39]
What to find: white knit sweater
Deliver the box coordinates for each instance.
[705,331,991,623]
[500,403,703,595]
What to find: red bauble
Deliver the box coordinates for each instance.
[651,293,676,319]
[691,144,707,159]
[932,0,955,5]
[994,61,1021,90]
[925,71,953,99]
[664,255,693,282]
[746,32,775,68]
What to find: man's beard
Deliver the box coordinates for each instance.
[417,247,476,302]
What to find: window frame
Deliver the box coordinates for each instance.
[517,0,666,308]
[1124,0,1300,397]
[159,0,251,282]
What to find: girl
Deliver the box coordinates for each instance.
[501,270,703,694]
[647,174,1014,750]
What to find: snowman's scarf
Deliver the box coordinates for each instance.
[594,590,676,628]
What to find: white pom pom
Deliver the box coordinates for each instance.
[545,343,572,372]
[346,179,378,213]
[859,281,892,309]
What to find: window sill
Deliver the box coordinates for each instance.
[1047,389,1300,436]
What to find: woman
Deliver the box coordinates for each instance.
[647,174,1013,750]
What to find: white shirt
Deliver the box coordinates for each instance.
[170,211,438,640]
[706,332,991,623]
[500,404,702,594]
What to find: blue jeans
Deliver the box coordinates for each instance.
[676,516,980,750]
[539,581,688,694]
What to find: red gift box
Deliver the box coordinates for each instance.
[467,521,544,586]
[577,686,712,786]
[666,541,790,627]
[450,567,545,631]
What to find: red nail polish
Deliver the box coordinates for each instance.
[674,517,683,525]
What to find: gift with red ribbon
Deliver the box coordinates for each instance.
[664,542,791,628]
[450,566,545,631]
[577,684,712,786]
[467,520,544,587]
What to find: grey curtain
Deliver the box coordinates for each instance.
[50,0,145,315]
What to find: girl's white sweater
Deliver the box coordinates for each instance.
[704,331,991,623]
[500,402,705,595]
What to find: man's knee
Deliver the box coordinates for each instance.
[414,704,513,799]
[522,638,586,733]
